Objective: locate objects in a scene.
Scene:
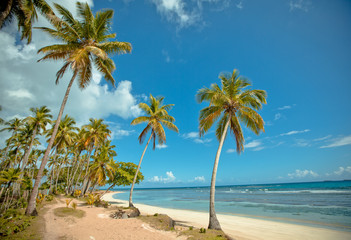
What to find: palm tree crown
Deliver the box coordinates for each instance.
[37,2,132,88]
[132,94,179,149]
[197,69,267,152]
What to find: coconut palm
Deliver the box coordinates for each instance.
[129,94,179,207]
[0,118,24,163]
[80,118,111,194]
[196,69,267,230]
[21,106,52,173]
[0,0,55,43]
[26,2,131,216]
[89,140,117,191]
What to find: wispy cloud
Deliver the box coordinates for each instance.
[156,144,168,149]
[277,105,292,110]
[274,113,282,121]
[244,140,261,148]
[151,0,230,29]
[182,131,212,144]
[182,132,198,139]
[149,171,176,183]
[226,148,236,153]
[288,169,318,179]
[320,135,351,148]
[193,176,205,182]
[313,135,331,142]
[280,129,310,136]
[235,0,243,9]
[162,49,171,63]
[289,0,311,12]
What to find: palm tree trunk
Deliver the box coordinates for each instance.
[21,126,37,172]
[129,133,152,207]
[26,72,77,216]
[0,0,13,28]
[208,118,230,230]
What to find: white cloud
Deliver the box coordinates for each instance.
[0,1,141,146]
[182,131,211,144]
[277,105,292,110]
[320,135,351,149]
[194,176,205,182]
[288,169,319,179]
[244,140,261,148]
[149,171,176,183]
[235,1,243,9]
[334,166,351,176]
[280,129,310,136]
[151,0,198,28]
[194,138,212,144]
[289,0,311,12]
[151,0,230,29]
[182,132,198,139]
[313,135,331,142]
[274,113,282,121]
[226,148,236,153]
[156,144,168,149]
[7,89,34,99]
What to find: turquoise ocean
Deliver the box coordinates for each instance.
[112,180,351,231]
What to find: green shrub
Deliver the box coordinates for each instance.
[45,194,54,201]
[200,227,206,233]
[0,209,33,236]
[189,226,193,230]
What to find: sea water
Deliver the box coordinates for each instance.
[113,181,351,231]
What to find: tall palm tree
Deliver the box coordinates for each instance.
[129,94,179,207]
[0,0,54,43]
[196,69,267,230]
[21,106,52,173]
[0,118,23,163]
[89,140,117,191]
[80,118,111,195]
[26,2,131,216]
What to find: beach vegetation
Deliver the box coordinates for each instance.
[197,69,267,230]
[129,94,179,207]
[138,214,175,231]
[25,1,132,216]
[53,207,85,219]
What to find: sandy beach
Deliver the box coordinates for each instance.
[102,191,351,240]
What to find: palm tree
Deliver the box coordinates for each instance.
[21,106,52,173]
[196,69,267,230]
[0,118,23,163]
[80,118,111,195]
[89,140,117,192]
[26,2,131,216]
[129,94,179,207]
[0,0,55,43]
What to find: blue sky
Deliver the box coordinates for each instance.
[1,0,351,188]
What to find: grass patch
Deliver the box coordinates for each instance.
[181,229,229,240]
[138,214,174,231]
[53,207,85,218]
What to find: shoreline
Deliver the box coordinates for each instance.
[102,191,351,240]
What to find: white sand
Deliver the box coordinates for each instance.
[102,192,351,240]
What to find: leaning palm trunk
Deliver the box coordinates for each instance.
[129,134,152,207]
[21,127,37,172]
[208,118,230,230]
[13,127,38,195]
[26,73,77,216]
